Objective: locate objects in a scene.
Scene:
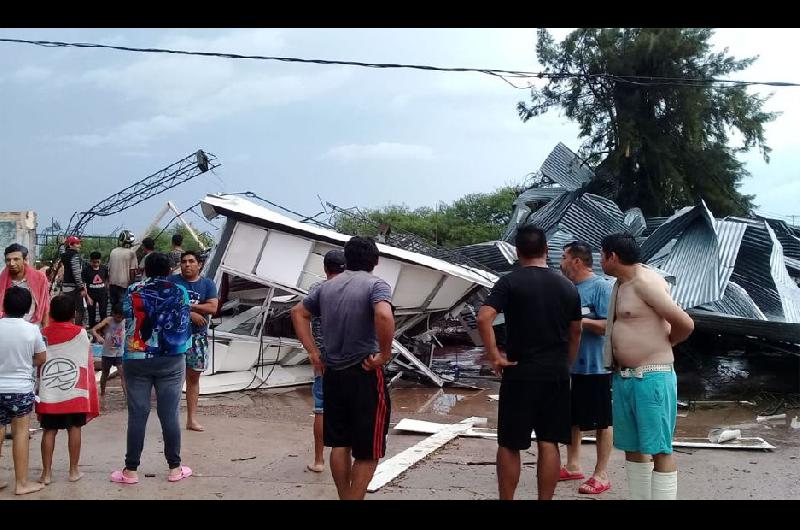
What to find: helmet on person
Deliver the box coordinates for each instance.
[118,230,136,247]
[64,235,82,247]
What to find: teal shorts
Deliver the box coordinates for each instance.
[612,369,677,455]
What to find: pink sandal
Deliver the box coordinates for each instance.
[579,476,611,494]
[110,470,139,484]
[168,465,193,482]
[559,467,585,481]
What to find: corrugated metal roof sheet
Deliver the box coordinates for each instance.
[658,216,720,309]
[713,218,748,293]
[638,203,748,309]
[763,217,800,260]
[726,217,800,323]
[538,142,594,191]
[700,281,766,321]
[642,217,669,237]
[513,186,567,206]
[455,241,517,273]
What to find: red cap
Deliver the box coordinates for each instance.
[65,236,82,246]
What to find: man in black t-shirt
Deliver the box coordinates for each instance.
[82,251,110,329]
[478,224,582,500]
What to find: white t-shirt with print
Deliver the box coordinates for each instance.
[0,318,46,393]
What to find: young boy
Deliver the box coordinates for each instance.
[37,295,100,485]
[91,304,126,397]
[82,251,110,330]
[0,286,47,495]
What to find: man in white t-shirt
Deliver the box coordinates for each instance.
[0,286,47,495]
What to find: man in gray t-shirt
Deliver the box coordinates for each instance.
[292,237,395,501]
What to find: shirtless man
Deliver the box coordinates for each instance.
[600,233,694,500]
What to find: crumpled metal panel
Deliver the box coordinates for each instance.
[639,203,748,309]
[785,256,800,278]
[658,216,719,309]
[513,186,567,206]
[642,217,669,237]
[455,241,517,273]
[764,217,800,260]
[640,205,708,262]
[727,217,800,323]
[713,218,748,293]
[516,191,628,250]
[766,222,800,323]
[624,208,646,237]
[700,281,766,321]
[539,142,594,191]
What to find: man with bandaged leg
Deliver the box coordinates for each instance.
[600,234,694,500]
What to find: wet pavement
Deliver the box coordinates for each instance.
[2,369,798,500]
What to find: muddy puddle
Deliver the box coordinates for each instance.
[387,345,800,448]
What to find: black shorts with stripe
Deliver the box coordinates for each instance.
[323,362,391,460]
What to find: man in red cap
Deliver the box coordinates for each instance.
[61,236,89,327]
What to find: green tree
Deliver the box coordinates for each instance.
[332,186,521,248]
[518,28,777,216]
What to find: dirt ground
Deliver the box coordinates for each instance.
[1,378,798,500]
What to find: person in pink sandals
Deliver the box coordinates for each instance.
[110,253,193,485]
[559,241,614,495]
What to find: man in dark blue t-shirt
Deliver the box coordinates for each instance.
[170,250,218,433]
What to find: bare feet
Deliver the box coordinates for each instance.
[69,470,84,482]
[307,463,325,473]
[39,472,52,485]
[16,482,45,495]
[186,422,205,432]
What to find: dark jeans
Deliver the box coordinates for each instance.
[87,290,108,329]
[123,355,185,471]
[64,288,85,327]
[109,285,128,309]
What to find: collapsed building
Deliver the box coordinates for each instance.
[460,142,800,345]
[155,144,798,394]
[194,194,497,394]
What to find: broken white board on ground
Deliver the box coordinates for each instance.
[195,364,314,395]
[368,417,487,493]
[394,418,776,450]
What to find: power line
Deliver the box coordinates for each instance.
[1,37,799,90]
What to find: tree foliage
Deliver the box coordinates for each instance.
[333,186,522,248]
[519,28,778,216]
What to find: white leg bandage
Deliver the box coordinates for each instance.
[652,470,678,500]
[625,460,654,500]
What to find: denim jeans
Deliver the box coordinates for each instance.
[123,355,185,471]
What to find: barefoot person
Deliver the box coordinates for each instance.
[0,286,47,495]
[600,233,694,500]
[477,225,582,500]
[91,304,127,398]
[37,295,100,485]
[170,251,218,432]
[305,250,345,473]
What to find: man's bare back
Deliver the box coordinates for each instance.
[612,266,675,367]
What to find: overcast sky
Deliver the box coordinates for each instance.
[1,28,797,236]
